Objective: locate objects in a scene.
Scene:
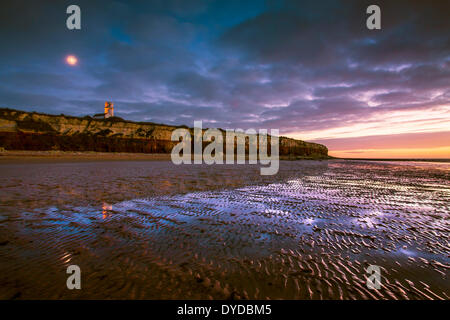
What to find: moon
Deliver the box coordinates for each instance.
[66,55,78,66]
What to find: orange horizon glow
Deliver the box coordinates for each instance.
[309,130,450,159]
[288,105,450,159]
[329,146,450,159]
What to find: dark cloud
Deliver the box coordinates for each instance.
[0,0,448,140]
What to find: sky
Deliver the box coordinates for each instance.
[0,0,449,158]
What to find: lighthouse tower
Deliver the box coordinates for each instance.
[104,101,114,118]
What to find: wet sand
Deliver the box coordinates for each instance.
[0,159,449,299]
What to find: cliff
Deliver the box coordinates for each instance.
[0,108,328,158]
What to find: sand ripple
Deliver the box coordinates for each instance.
[0,160,449,299]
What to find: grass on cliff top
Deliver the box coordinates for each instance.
[0,107,189,129]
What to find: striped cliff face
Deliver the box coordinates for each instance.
[0,108,328,158]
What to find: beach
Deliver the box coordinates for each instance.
[0,156,449,299]
[0,150,173,163]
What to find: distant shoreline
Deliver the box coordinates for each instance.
[341,158,450,163]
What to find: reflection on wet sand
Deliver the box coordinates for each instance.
[0,160,448,299]
[102,203,112,220]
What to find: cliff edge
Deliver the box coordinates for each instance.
[0,108,328,159]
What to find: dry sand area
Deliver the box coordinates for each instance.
[0,150,173,163]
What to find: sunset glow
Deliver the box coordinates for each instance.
[312,131,450,159]
[290,105,450,141]
[329,147,450,159]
